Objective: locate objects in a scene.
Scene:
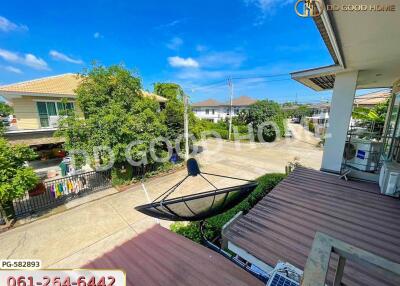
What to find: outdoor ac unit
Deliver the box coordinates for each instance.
[379,161,400,197]
[344,138,383,172]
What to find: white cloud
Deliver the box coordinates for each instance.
[0,49,19,62]
[4,65,22,74]
[245,0,295,11]
[155,19,185,30]
[168,56,199,68]
[244,0,295,25]
[198,51,246,69]
[196,45,208,52]
[0,48,49,70]
[166,37,183,50]
[49,50,83,64]
[0,16,28,32]
[93,32,103,39]
[24,54,49,69]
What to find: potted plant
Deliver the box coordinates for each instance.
[28,182,46,198]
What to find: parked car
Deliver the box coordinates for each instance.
[291,117,300,124]
[1,117,10,127]
[284,130,293,138]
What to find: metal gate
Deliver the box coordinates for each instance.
[12,170,112,218]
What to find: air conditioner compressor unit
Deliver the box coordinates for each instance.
[379,161,400,197]
[344,138,383,172]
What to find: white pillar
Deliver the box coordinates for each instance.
[321,70,358,173]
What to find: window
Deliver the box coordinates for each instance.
[36,101,75,127]
[383,93,400,158]
[212,109,215,115]
[205,109,210,115]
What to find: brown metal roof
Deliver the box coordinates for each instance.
[85,224,263,286]
[224,167,400,286]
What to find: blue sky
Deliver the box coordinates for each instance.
[0,0,335,103]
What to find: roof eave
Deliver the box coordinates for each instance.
[0,90,77,99]
[291,65,344,91]
[313,5,344,68]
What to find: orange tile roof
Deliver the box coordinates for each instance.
[228,96,257,106]
[192,96,257,107]
[354,90,391,106]
[0,73,82,96]
[192,99,223,107]
[0,73,167,102]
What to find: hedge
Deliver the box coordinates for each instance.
[170,173,286,243]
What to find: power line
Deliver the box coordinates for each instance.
[186,75,292,92]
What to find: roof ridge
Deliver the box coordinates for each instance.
[0,73,77,89]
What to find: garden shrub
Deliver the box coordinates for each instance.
[171,173,286,243]
[308,121,315,133]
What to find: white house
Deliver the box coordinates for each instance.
[192,96,257,123]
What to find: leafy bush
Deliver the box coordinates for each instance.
[111,163,134,185]
[171,173,286,243]
[238,100,286,142]
[192,119,248,141]
[308,121,315,133]
[0,138,39,220]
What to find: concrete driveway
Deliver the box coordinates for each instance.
[0,123,322,268]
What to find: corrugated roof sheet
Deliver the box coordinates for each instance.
[85,224,263,286]
[224,167,400,286]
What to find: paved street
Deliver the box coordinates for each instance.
[0,123,322,268]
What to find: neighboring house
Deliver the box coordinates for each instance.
[353,89,391,108]
[303,103,330,138]
[192,96,257,122]
[304,90,389,139]
[0,73,166,146]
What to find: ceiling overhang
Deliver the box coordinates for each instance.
[291,65,343,91]
[291,0,400,91]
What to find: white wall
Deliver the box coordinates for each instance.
[193,106,249,122]
[321,70,358,173]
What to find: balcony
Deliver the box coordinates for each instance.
[222,167,400,285]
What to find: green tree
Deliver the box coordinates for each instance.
[57,65,168,183]
[0,102,13,117]
[352,98,390,134]
[238,100,285,142]
[0,138,38,220]
[154,83,185,140]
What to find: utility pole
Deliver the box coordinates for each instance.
[183,92,189,161]
[227,77,234,141]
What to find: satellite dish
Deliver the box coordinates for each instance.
[135,158,257,221]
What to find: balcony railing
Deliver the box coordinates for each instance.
[302,232,400,286]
